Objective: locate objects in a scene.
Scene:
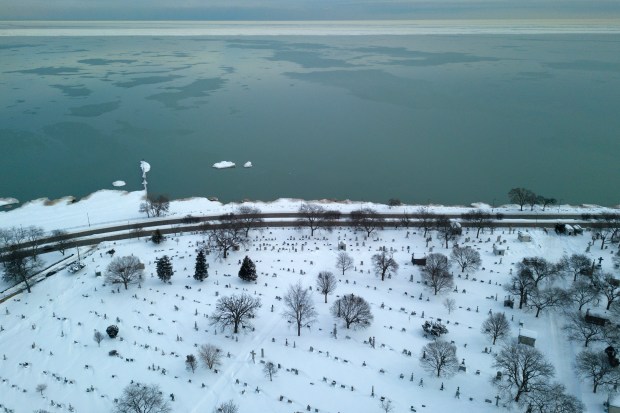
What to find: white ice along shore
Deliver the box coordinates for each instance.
[0,197,19,207]
[0,188,616,232]
[0,189,618,413]
[213,161,236,169]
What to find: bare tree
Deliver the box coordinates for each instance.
[331,294,373,329]
[525,382,584,413]
[297,203,325,236]
[297,203,340,236]
[594,213,620,250]
[372,250,399,281]
[443,298,456,314]
[105,256,144,290]
[434,215,460,249]
[263,361,277,381]
[420,340,459,377]
[563,311,607,347]
[316,271,337,303]
[481,312,510,345]
[0,227,16,264]
[185,354,198,373]
[508,188,535,211]
[461,209,492,238]
[212,400,239,413]
[420,253,453,295]
[36,383,47,395]
[236,205,264,237]
[528,287,568,317]
[492,341,555,404]
[566,279,600,312]
[525,191,539,211]
[139,195,170,218]
[505,271,536,309]
[450,245,481,274]
[198,344,222,370]
[0,226,27,251]
[150,195,170,218]
[380,398,394,413]
[51,229,70,255]
[598,273,620,310]
[416,206,435,238]
[210,293,261,334]
[206,224,247,260]
[282,282,317,336]
[335,251,354,276]
[558,254,594,282]
[519,257,560,288]
[23,226,45,259]
[399,210,412,228]
[575,350,620,393]
[537,196,557,211]
[2,247,42,293]
[349,208,384,237]
[93,330,104,347]
[114,382,171,413]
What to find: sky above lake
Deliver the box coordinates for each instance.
[3,0,620,21]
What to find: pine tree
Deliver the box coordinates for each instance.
[156,255,174,283]
[194,250,208,281]
[238,256,257,282]
[151,229,165,244]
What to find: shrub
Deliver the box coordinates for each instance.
[106,325,119,338]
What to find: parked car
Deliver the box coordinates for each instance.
[68,262,86,273]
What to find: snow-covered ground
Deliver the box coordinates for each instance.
[1,189,617,233]
[1,191,618,412]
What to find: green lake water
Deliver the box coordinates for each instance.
[1,31,619,206]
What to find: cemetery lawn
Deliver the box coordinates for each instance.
[0,191,615,412]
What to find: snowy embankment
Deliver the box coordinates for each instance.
[0,189,616,233]
[0,197,19,207]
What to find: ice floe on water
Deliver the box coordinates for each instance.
[213,161,236,169]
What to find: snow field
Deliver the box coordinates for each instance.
[0,223,615,412]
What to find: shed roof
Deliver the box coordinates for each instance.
[518,328,538,339]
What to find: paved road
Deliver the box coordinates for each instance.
[2,210,605,256]
[0,210,610,301]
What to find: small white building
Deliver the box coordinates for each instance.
[564,224,575,235]
[517,232,531,242]
[573,224,584,235]
[518,328,537,347]
[493,244,505,256]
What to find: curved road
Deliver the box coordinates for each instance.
[4,210,605,256]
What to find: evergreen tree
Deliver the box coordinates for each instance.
[238,256,257,282]
[151,229,165,244]
[156,255,174,283]
[194,250,208,282]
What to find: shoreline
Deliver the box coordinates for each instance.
[1,188,617,233]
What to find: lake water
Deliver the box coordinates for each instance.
[2,21,620,206]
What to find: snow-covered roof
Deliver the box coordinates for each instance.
[519,328,538,339]
[609,393,620,407]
